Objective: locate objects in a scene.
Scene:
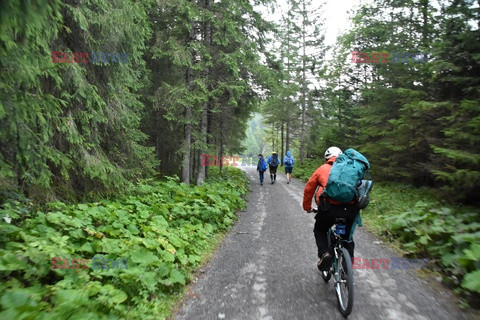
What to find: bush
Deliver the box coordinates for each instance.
[0,167,248,319]
[293,158,323,181]
[363,183,480,302]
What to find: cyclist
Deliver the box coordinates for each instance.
[302,147,357,271]
[267,151,280,184]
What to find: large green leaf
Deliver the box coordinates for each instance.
[130,248,159,265]
[0,251,28,271]
[461,270,480,293]
[169,269,186,285]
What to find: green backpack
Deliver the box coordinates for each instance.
[325,149,370,203]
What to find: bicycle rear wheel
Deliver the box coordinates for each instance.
[334,247,354,317]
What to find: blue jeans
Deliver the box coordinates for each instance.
[259,170,265,184]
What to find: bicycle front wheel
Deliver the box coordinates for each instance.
[334,247,354,317]
[321,269,331,282]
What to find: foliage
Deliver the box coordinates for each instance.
[261,0,326,163]
[0,0,274,200]
[0,167,248,319]
[0,0,158,202]
[431,99,480,203]
[363,183,480,301]
[310,0,480,204]
[292,158,323,181]
[144,0,275,182]
[242,113,267,156]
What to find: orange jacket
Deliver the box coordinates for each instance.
[302,156,337,211]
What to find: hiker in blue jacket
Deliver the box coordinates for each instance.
[267,151,280,184]
[256,154,267,186]
[283,150,295,184]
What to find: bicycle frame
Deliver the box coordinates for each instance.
[331,229,348,303]
[319,213,359,317]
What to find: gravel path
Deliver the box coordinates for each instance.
[175,166,478,320]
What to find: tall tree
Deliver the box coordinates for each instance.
[262,0,326,162]
[428,0,480,203]
[0,0,157,202]
[294,0,325,162]
[145,0,275,183]
[196,0,212,185]
[314,0,479,204]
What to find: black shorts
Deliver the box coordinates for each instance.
[285,166,293,174]
[269,165,278,174]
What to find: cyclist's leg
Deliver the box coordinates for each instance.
[313,210,335,258]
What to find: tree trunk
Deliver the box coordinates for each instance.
[181,100,192,184]
[281,122,284,163]
[286,121,290,151]
[285,1,292,157]
[219,120,224,174]
[196,104,208,185]
[300,0,307,163]
[196,0,211,185]
[205,100,213,180]
[181,9,195,184]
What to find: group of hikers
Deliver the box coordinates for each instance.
[257,146,372,272]
[256,151,295,185]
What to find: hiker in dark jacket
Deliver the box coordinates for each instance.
[266,151,280,184]
[283,150,295,184]
[256,154,267,186]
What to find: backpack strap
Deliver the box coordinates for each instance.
[348,212,362,241]
[317,162,336,210]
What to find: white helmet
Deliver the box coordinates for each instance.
[324,146,342,161]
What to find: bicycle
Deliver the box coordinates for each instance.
[313,209,355,317]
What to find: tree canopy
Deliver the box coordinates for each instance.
[1,0,479,205]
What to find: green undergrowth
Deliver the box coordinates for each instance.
[0,166,249,319]
[363,183,480,305]
[293,158,322,182]
[295,161,480,305]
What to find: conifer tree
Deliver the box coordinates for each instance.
[0,0,157,201]
[428,0,480,202]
